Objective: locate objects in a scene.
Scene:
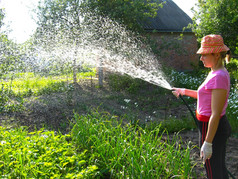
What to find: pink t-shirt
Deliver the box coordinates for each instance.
[197,69,230,118]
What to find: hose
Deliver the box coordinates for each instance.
[179,95,198,127]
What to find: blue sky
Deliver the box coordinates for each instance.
[0,0,197,43]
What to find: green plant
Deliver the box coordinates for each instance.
[1,71,96,97]
[108,73,144,94]
[226,58,238,86]
[0,126,98,178]
[227,86,238,137]
[146,117,196,133]
[0,84,24,114]
[37,81,69,95]
[71,110,196,178]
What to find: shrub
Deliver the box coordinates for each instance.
[108,73,144,94]
[226,58,238,85]
[227,86,238,136]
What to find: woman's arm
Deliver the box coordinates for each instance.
[205,89,227,143]
[184,89,198,99]
[172,88,197,99]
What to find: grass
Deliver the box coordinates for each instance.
[0,71,96,97]
[147,117,197,133]
[71,111,195,178]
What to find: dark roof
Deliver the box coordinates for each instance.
[140,0,193,32]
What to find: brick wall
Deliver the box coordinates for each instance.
[149,32,198,71]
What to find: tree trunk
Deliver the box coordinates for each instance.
[98,58,103,87]
[73,57,77,84]
[73,41,78,85]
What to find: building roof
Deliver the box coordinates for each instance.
[140,0,193,32]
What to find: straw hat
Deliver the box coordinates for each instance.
[197,34,229,54]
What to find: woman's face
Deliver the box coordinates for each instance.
[200,53,218,68]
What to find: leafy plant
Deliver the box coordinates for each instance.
[191,0,238,54]
[0,84,24,114]
[0,126,98,178]
[226,58,238,85]
[108,73,145,94]
[227,86,238,136]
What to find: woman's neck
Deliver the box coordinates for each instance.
[211,66,225,72]
[211,58,224,71]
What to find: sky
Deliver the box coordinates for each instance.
[0,0,39,43]
[173,0,198,18]
[0,0,198,44]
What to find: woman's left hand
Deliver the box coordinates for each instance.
[200,141,212,164]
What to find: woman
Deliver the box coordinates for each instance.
[172,34,232,179]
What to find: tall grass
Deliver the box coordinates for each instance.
[71,111,195,178]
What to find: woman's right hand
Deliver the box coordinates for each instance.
[172,88,186,98]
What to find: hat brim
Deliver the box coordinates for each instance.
[197,45,230,54]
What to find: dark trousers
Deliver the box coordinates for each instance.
[197,115,231,179]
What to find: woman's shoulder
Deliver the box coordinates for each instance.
[206,68,230,89]
[211,68,229,77]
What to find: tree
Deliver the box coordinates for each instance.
[35,0,83,83]
[0,8,5,28]
[36,0,81,39]
[0,8,22,77]
[192,0,238,54]
[80,0,163,31]
[34,0,163,85]
[36,0,163,35]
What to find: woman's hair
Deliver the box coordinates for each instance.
[220,50,231,63]
[226,50,231,63]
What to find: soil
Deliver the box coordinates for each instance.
[0,79,237,178]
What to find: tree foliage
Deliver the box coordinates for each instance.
[36,0,81,38]
[0,8,22,77]
[80,0,163,31]
[0,8,5,29]
[35,0,163,37]
[0,34,22,77]
[192,0,238,54]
